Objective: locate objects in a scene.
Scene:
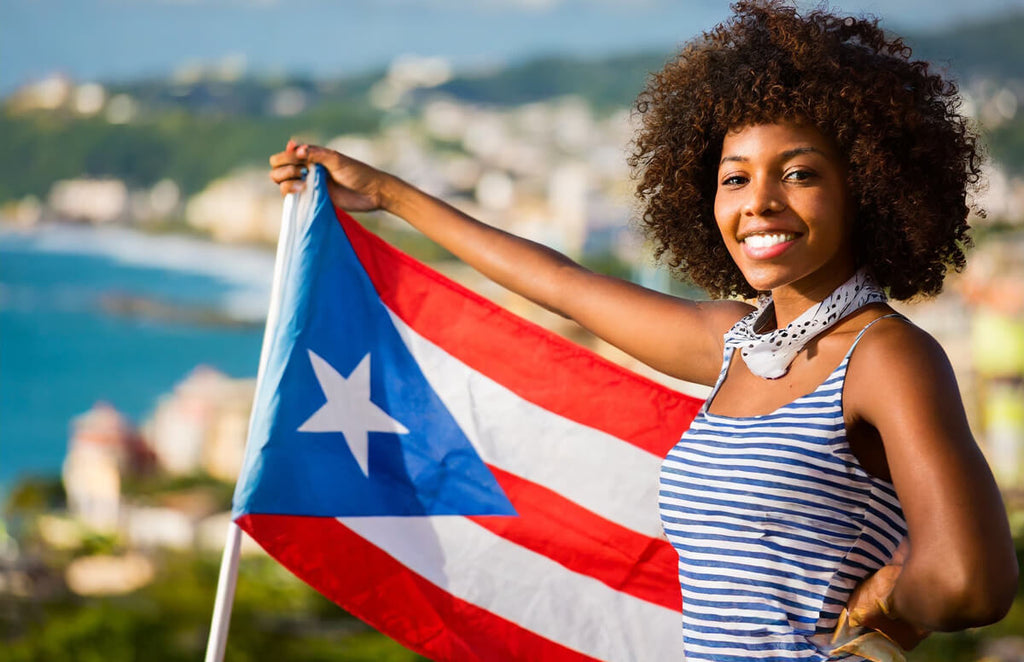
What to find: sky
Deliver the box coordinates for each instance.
[4,0,1024,95]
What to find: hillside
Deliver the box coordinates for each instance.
[2,10,1023,207]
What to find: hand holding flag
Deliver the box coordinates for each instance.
[271,139,387,212]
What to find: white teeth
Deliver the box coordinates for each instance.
[743,233,796,249]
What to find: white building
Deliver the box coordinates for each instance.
[145,366,254,479]
[185,169,282,244]
[63,403,149,531]
[48,178,129,224]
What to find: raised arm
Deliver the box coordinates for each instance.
[270,141,751,385]
[844,319,1018,643]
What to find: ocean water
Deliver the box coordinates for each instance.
[0,223,273,496]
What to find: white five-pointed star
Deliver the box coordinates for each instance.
[298,350,409,476]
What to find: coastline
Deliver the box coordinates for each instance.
[0,220,275,323]
[0,222,269,496]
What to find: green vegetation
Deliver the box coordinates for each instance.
[0,96,381,204]
[2,475,66,544]
[120,470,234,509]
[2,477,65,519]
[436,52,667,113]
[0,472,426,662]
[987,118,1024,178]
[1,552,427,662]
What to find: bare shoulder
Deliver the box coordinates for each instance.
[849,314,950,374]
[844,314,962,424]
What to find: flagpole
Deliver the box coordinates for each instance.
[205,522,242,662]
[204,182,306,662]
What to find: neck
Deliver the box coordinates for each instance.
[769,266,858,329]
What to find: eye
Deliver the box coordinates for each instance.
[784,169,815,182]
[720,174,748,187]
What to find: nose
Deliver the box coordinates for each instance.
[743,178,786,216]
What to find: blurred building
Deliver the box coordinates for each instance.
[6,73,74,112]
[64,554,155,596]
[62,403,153,531]
[184,169,282,243]
[144,365,255,479]
[57,369,260,560]
[961,240,1024,489]
[48,178,129,224]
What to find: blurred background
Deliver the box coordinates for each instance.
[2,1,1024,660]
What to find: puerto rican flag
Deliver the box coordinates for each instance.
[232,165,702,661]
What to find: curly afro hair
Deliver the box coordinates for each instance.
[630,0,982,300]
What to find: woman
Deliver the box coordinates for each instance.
[269,1,1017,658]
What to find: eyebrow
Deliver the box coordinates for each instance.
[719,146,826,166]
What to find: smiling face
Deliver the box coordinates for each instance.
[713,122,857,301]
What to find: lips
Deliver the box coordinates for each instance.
[739,231,800,260]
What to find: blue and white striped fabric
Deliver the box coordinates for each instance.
[659,317,907,661]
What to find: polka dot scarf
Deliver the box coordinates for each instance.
[723,269,887,379]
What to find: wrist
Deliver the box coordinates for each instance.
[376,173,411,216]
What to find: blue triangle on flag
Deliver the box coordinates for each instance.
[233,168,516,518]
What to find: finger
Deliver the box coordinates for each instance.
[296,144,349,169]
[269,150,304,168]
[269,164,307,184]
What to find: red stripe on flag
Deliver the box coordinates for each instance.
[238,513,599,662]
[472,465,682,612]
[337,209,702,456]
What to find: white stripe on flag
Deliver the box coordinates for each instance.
[386,308,666,539]
[339,515,683,662]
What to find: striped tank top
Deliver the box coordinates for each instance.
[659,315,907,661]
